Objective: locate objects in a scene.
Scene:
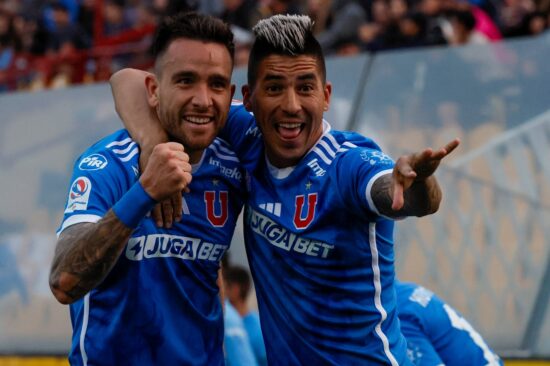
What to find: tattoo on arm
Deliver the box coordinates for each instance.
[371,174,442,218]
[49,210,133,304]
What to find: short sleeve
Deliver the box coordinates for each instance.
[57,150,130,234]
[334,147,394,216]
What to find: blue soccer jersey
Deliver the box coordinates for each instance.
[221,104,411,365]
[395,281,503,366]
[58,129,246,366]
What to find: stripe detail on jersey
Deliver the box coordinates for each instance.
[106,138,139,162]
[312,147,332,165]
[323,131,341,151]
[118,147,139,162]
[259,202,282,216]
[341,141,358,149]
[111,141,137,155]
[57,214,103,235]
[106,137,132,147]
[318,139,337,159]
[79,293,90,366]
[365,169,393,216]
[369,223,399,366]
[210,140,239,162]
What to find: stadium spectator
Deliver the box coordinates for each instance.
[49,12,246,365]
[103,0,132,37]
[445,9,491,44]
[395,280,504,365]
[0,0,547,93]
[224,265,267,366]
[219,0,259,31]
[46,2,90,52]
[313,0,369,54]
[112,14,460,365]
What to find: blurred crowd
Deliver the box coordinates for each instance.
[0,0,549,93]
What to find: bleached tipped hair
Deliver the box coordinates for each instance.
[252,15,314,55]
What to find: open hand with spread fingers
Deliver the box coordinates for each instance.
[391,138,460,211]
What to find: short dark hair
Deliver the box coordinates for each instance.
[224,265,251,301]
[247,15,326,88]
[152,12,235,64]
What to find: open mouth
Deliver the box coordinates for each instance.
[183,115,213,125]
[276,122,304,140]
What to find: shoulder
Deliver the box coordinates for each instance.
[74,129,140,178]
[207,137,241,163]
[315,130,393,171]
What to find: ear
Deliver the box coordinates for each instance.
[242,84,252,111]
[323,81,332,112]
[145,74,159,108]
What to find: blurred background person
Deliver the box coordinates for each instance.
[224,264,267,366]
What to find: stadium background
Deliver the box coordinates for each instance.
[1,31,549,366]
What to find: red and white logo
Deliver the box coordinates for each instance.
[293,193,318,229]
[204,191,229,227]
[65,177,92,213]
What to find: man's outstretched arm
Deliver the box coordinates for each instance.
[372,138,460,218]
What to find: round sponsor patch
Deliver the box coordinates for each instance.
[78,153,108,171]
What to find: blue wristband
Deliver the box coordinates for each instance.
[112,181,157,228]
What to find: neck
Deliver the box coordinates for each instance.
[187,149,204,165]
[233,301,248,317]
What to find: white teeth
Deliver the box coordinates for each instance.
[279,123,301,128]
[185,116,211,124]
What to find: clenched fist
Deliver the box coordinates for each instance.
[139,142,192,201]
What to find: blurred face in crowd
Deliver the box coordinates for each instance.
[146,38,235,164]
[243,54,331,168]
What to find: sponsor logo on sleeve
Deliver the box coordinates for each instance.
[360,150,393,166]
[65,177,92,213]
[78,154,108,171]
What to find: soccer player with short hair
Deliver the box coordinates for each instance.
[112,14,459,365]
[49,12,245,365]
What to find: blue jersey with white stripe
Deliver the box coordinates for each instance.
[396,281,503,366]
[58,129,246,366]
[222,104,411,365]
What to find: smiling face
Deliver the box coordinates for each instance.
[243,54,331,168]
[147,38,235,163]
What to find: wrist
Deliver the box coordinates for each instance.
[112,181,157,228]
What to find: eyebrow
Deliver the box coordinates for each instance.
[263,73,317,82]
[209,73,231,84]
[171,71,195,81]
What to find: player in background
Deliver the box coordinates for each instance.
[111,14,460,365]
[49,12,246,365]
[220,256,259,366]
[224,264,267,366]
[395,280,504,366]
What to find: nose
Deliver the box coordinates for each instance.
[281,89,301,115]
[192,83,212,109]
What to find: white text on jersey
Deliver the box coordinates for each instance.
[247,209,334,258]
[209,157,242,181]
[125,234,227,262]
